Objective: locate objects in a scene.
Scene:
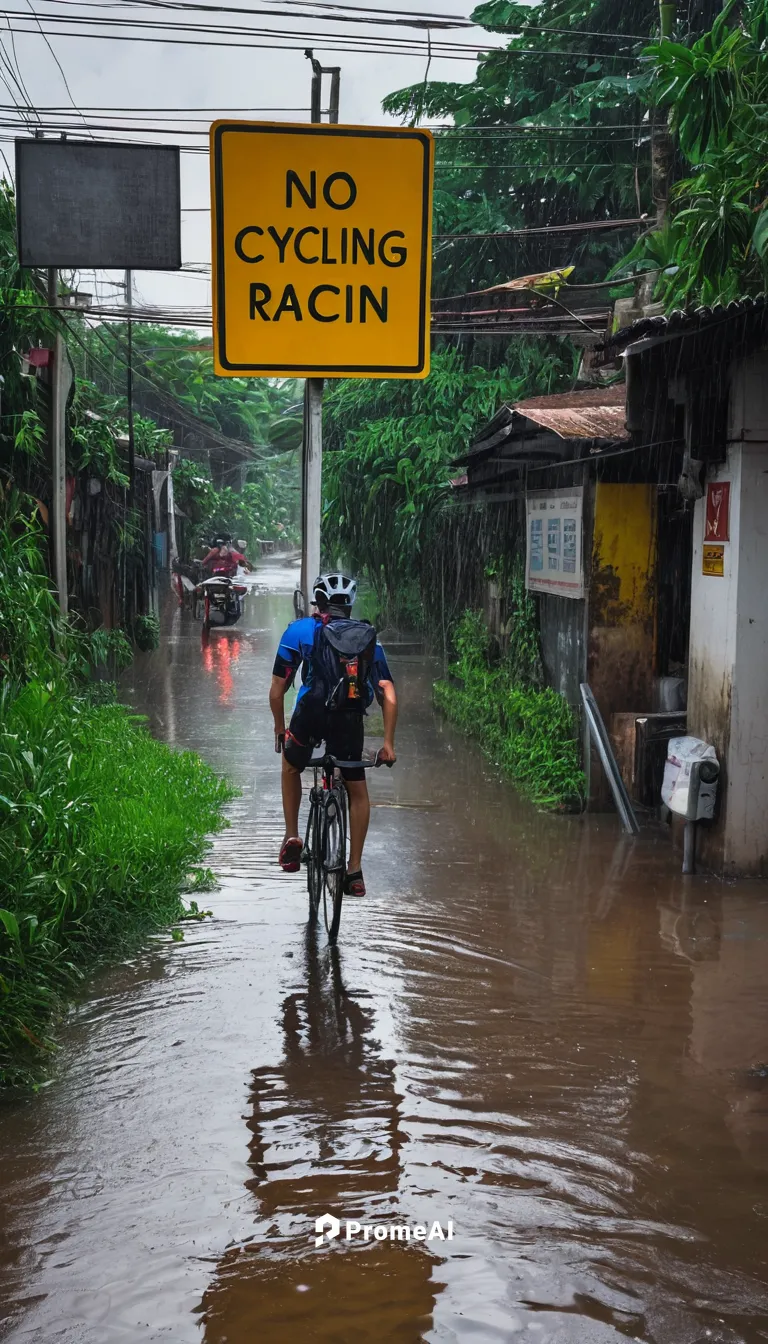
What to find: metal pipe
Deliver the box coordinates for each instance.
[682,820,696,874]
[580,683,640,836]
[48,266,69,617]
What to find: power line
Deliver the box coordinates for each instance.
[0,109,645,140]
[0,14,636,61]
[0,23,486,59]
[1,19,39,126]
[0,103,313,114]
[0,9,498,51]
[20,0,651,41]
[22,1,94,137]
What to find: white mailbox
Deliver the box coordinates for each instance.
[662,736,720,822]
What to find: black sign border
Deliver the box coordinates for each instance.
[213,123,432,376]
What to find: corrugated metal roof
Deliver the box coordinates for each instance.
[598,294,768,362]
[511,383,628,440]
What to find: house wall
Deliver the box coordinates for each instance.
[587,482,658,803]
[538,593,586,707]
[688,351,768,873]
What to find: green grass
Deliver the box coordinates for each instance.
[0,681,236,1088]
[433,610,584,811]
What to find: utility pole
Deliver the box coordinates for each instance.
[653,0,676,227]
[125,267,135,494]
[48,266,71,617]
[297,50,340,617]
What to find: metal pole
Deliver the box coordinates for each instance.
[300,378,323,602]
[125,268,135,495]
[48,267,68,617]
[660,0,676,38]
[328,67,340,124]
[682,820,696,875]
[580,683,640,836]
[297,52,340,615]
[653,0,676,227]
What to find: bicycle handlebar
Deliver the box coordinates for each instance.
[331,752,395,770]
[274,736,394,768]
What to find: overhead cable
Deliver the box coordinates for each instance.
[0,14,636,61]
[26,0,650,41]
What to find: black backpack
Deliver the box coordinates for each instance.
[309,617,378,713]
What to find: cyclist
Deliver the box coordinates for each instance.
[269,572,397,897]
[201,540,252,578]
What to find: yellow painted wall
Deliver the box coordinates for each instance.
[591,482,657,629]
[588,483,659,804]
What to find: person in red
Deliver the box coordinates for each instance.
[200,542,252,578]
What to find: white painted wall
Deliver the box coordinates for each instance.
[688,452,740,752]
[688,351,768,874]
[727,444,768,869]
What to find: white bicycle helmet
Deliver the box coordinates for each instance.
[312,571,358,607]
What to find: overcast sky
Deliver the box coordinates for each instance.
[1,1,493,314]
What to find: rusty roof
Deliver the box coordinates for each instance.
[511,383,628,440]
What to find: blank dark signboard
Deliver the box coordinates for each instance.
[15,140,181,269]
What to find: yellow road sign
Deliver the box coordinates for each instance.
[210,121,433,379]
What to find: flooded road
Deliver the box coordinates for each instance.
[2,561,768,1342]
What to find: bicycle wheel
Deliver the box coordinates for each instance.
[305,792,323,921]
[322,786,347,945]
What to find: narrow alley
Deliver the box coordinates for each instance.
[2,562,768,1344]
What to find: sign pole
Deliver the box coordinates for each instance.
[298,52,340,616]
[125,268,135,496]
[48,266,69,617]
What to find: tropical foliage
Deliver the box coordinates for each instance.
[323,344,576,622]
[433,608,584,809]
[618,0,768,305]
[172,455,299,557]
[76,323,303,548]
[384,0,662,300]
[0,495,234,1087]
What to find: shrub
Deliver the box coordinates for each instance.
[434,609,584,811]
[0,681,235,1086]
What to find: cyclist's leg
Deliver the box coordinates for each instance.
[281,755,302,840]
[280,703,316,868]
[345,780,370,875]
[328,712,369,882]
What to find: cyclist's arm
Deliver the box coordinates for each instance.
[376,679,397,763]
[270,622,304,743]
[270,674,289,742]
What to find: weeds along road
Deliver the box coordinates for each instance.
[2,558,768,1343]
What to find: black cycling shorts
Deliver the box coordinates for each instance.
[284,699,365,782]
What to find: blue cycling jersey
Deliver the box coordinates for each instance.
[273,615,393,708]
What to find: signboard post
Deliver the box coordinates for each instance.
[526,488,585,599]
[210,121,433,379]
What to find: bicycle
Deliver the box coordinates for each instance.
[302,748,391,945]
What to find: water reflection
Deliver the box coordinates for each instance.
[201,629,243,706]
[199,927,438,1342]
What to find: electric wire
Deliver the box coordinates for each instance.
[0,13,637,62]
[2,18,40,125]
[22,0,94,137]
[22,0,651,42]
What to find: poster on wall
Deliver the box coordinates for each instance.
[526,487,584,599]
[705,481,730,542]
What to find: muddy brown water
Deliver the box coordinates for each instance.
[2,560,768,1343]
